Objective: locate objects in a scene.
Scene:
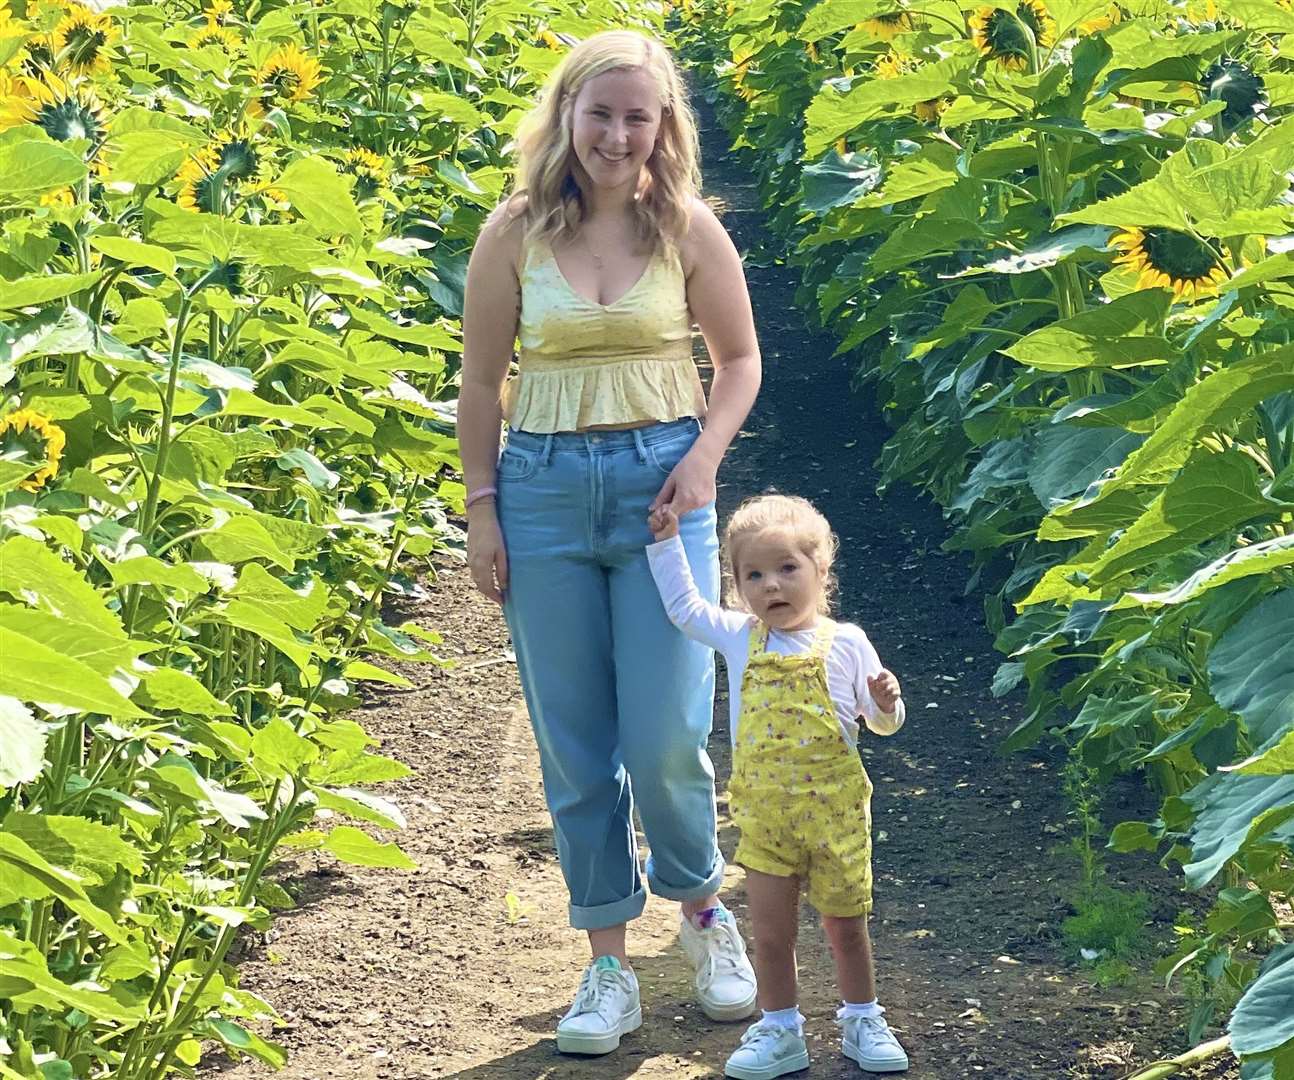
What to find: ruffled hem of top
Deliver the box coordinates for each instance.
[503,357,706,434]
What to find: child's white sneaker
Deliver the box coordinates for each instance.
[724,1018,811,1079]
[555,955,641,1055]
[839,1006,909,1072]
[678,906,758,1020]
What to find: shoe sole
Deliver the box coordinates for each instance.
[843,1037,909,1073]
[725,1048,810,1079]
[699,991,759,1022]
[555,1007,642,1055]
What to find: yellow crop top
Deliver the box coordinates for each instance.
[501,235,708,433]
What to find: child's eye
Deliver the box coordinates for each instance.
[746,570,761,581]
[781,563,797,574]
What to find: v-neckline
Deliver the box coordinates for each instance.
[547,241,657,309]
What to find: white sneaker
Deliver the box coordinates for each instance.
[555,956,642,1055]
[840,1006,909,1073]
[678,907,758,1020]
[724,1018,810,1080]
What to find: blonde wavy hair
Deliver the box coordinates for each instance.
[509,29,701,252]
[723,494,840,615]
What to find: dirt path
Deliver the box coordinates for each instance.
[206,103,1240,1080]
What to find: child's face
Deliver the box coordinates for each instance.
[734,529,824,633]
[568,67,662,196]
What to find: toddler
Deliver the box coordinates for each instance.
[648,493,909,1077]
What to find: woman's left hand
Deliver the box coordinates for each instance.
[651,447,718,518]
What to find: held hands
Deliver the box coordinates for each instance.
[651,447,718,520]
[649,504,680,542]
[867,670,902,714]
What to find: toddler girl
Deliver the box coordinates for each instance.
[648,493,909,1077]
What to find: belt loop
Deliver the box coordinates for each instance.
[631,427,649,464]
[540,433,554,465]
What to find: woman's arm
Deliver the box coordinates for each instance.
[652,198,762,515]
[458,205,524,603]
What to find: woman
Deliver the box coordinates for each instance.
[457,28,762,1055]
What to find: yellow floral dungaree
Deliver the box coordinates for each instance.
[728,620,875,917]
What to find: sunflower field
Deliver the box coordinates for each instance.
[0,0,639,1075]
[678,0,1294,1073]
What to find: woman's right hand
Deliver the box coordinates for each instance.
[466,502,509,604]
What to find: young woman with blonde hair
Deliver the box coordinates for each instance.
[457,28,763,1055]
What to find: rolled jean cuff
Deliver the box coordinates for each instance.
[570,887,648,931]
[645,851,726,903]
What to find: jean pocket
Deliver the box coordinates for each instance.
[497,444,540,482]
[646,432,696,478]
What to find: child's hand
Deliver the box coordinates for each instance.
[868,670,902,714]
[649,505,680,541]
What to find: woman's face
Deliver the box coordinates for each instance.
[568,66,663,195]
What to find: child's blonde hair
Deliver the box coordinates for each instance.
[722,494,839,614]
[510,29,701,253]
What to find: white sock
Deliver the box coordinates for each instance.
[762,1006,805,1034]
[841,999,883,1019]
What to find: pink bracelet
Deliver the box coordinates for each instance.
[465,485,497,509]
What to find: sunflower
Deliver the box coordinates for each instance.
[342,146,387,201]
[1202,58,1266,129]
[1111,227,1228,302]
[538,28,562,49]
[175,132,261,212]
[969,0,1056,71]
[250,43,322,116]
[39,185,74,206]
[204,0,234,22]
[189,21,242,51]
[856,11,915,39]
[51,4,117,76]
[835,136,847,154]
[1,71,103,140]
[1078,3,1121,33]
[873,51,948,123]
[0,409,66,493]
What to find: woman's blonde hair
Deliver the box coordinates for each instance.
[722,494,840,614]
[509,29,701,252]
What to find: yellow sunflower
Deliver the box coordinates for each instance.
[175,131,261,212]
[806,40,818,61]
[0,70,101,141]
[0,409,66,493]
[342,146,388,201]
[969,0,1056,71]
[1078,3,1121,33]
[189,21,242,51]
[856,11,915,39]
[1111,226,1228,302]
[51,3,117,76]
[250,43,322,116]
[538,28,562,49]
[835,136,847,154]
[873,51,949,123]
[39,185,74,206]
[205,0,234,22]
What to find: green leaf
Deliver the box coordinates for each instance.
[1126,533,1294,608]
[203,1020,286,1068]
[1230,942,1294,1055]
[140,667,234,718]
[0,836,130,944]
[1210,589,1294,753]
[343,305,462,352]
[1,814,145,879]
[0,606,147,677]
[229,564,328,631]
[1086,450,1284,586]
[800,150,882,214]
[962,226,1113,277]
[218,388,348,429]
[0,696,45,788]
[108,130,200,187]
[274,157,364,239]
[314,787,406,830]
[275,448,340,490]
[1182,772,1294,888]
[323,825,417,869]
[109,556,210,594]
[198,516,295,571]
[0,537,122,636]
[147,753,266,829]
[0,274,101,312]
[250,717,318,778]
[0,628,146,717]
[1004,291,1177,371]
[0,459,38,494]
[1027,424,1144,509]
[215,601,315,672]
[0,132,86,196]
[88,236,177,277]
[1228,729,1294,777]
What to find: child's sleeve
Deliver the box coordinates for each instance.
[646,535,750,656]
[844,625,906,736]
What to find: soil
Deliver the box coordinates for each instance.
[204,101,1242,1080]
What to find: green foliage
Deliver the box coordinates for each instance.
[677,0,1294,1070]
[0,0,654,1076]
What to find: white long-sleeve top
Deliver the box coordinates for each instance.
[647,536,906,748]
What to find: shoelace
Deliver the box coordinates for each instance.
[696,922,750,988]
[839,1011,901,1049]
[740,1020,794,1051]
[571,967,628,1021]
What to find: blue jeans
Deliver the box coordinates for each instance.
[498,418,724,930]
